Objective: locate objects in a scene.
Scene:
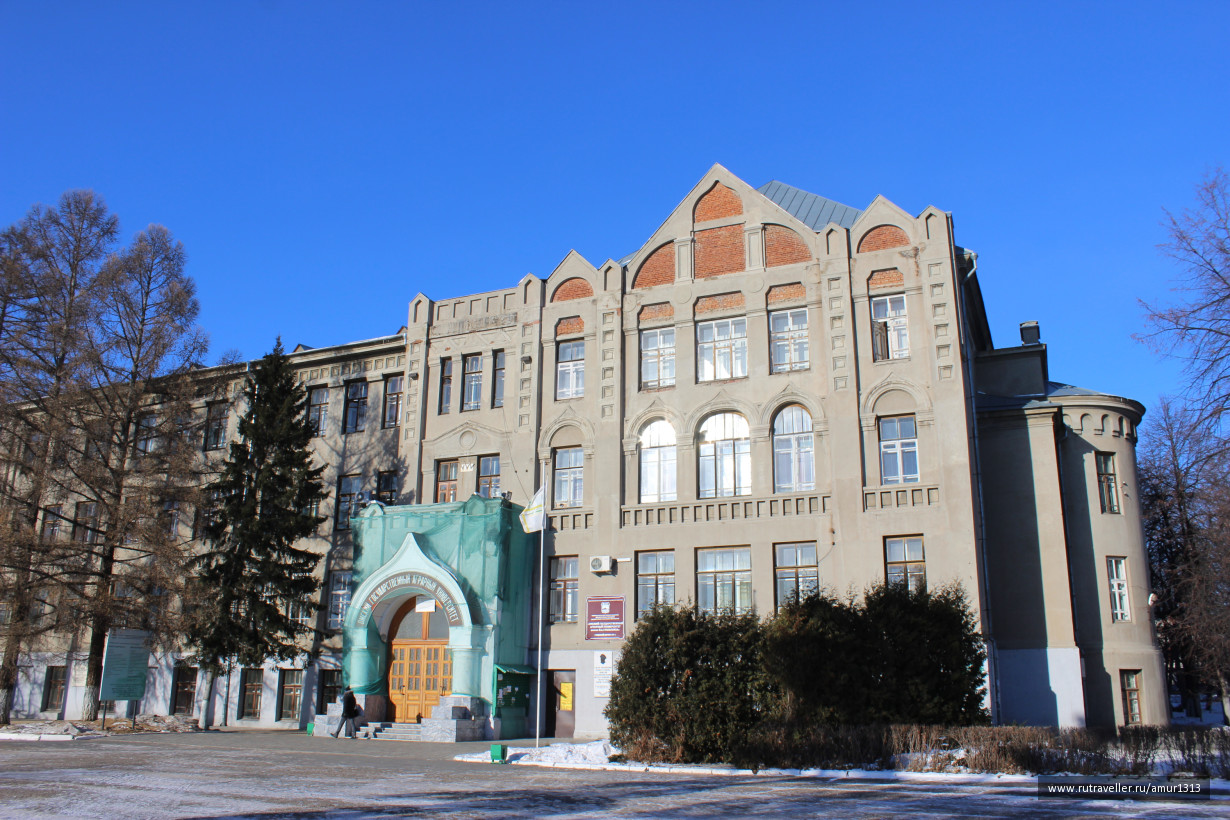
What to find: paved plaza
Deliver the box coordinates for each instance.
[0,730,1227,819]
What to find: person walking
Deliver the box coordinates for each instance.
[332,688,361,739]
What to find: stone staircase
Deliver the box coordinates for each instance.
[361,722,423,741]
[358,695,488,742]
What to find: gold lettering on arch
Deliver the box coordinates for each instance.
[356,572,464,627]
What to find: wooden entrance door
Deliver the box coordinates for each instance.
[387,597,452,723]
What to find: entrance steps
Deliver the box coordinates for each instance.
[360,696,488,742]
[361,722,423,741]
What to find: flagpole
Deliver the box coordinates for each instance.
[535,524,544,749]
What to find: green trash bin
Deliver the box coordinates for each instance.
[490,743,507,764]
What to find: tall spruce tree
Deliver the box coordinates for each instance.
[187,339,326,726]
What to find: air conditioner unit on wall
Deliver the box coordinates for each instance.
[589,555,613,574]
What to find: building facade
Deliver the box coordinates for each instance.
[3,165,1166,735]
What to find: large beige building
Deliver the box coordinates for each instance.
[5,165,1165,736]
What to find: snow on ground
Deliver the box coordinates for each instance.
[0,714,198,740]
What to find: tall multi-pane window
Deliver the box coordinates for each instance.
[239,668,263,719]
[327,571,352,630]
[556,341,585,400]
[775,542,819,607]
[73,501,99,544]
[886,536,926,592]
[436,460,459,502]
[342,381,367,434]
[1107,557,1130,622]
[41,666,67,712]
[477,456,500,498]
[769,309,809,372]
[640,328,675,389]
[383,375,402,428]
[278,669,303,721]
[871,294,909,360]
[317,669,342,714]
[203,402,227,451]
[491,351,506,408]
[772,405,815,493]
[307,387,328,435]
[285,596,313,628]
[171,665,197,716]
[335,474,362,529]
[376,471,398,505]
[1097,453,1120,514]
[549,556,579,622]
[462,354,482,411]
[554,447,584,508]
[41,505,61,543]
[698,413,751,498]
[636,550,675,618]
[879,416,919,485]
[696,318,748,382]
[639,420,677,503]
[161,500,181,538]
[697,547,752,614]
[438,359,453,414]
[1120,670,1142,726]
[135,414,158,454]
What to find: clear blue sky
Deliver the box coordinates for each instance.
[3,2,1227,418]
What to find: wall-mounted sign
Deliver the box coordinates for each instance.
[593,651,615,698]
[585,596,625,641]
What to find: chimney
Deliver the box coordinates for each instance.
[1020,321,1041,345]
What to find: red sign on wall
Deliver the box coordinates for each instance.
[585,596,625,641]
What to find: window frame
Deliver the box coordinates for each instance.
[335,474,362,530]
[1120,669,1142,726]
[698,413,751,498]
[438,358,453,414]
[1107,556,1130,622]
[885,536,926,592]
[73,501,100,545]
[382,375,403,428]
[696,317,748,382]
[461,354,482,411]
[639,327,676,390]
[477,455,501,498]
[307,386,329,436]
[639,420,677,504]
[774,541,819,608]
[317,668,342,714]
[341,380,368,434]
[879,415,920,485]
[769,308,809,373]
[436,460,459,503]
[277,668,304,722]
[41,505,62,543]
[549,556,579,623]
[41,665,67,713]
[491,350,506,408]
[871,293,909,361]
[1096,452,1120,514]
[556,340,585,400]
[772,406,815,493]
[203,402,227,451]
[696,546,753,615]
[170,665,198,716]
[327,571,352,630]
[134,413,159,455]
[636,550,675,619]
[553,447,584,508]
[376,470,398,505]
[238,668,263,720]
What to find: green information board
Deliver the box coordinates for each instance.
[99,629,151,702]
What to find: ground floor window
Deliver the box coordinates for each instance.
[1121,669,1142,726]
[697,547,752,614]
[636,550,675,618]
[41,666,66,712]
[317,668,342,714]
[885,536,926,592]
[238,668,263,719]
[774,541,818,607]
[171,666,197,716]
[278,669,303,722]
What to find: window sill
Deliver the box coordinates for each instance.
[554,395,585,402]
[341,429,365,436]
[639,385,675,393]
[696,377,749,386]
[770,367,810,375]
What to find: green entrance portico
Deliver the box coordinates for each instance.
[341,494,534,738]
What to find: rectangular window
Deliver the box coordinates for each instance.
[238,668,263,720]
[376,470,398,505]
[477,456,500,498]
[285,595,313,628]
[697,318,748,382]
[1097,453,1120,513]
[342,381,367,434]
[553,447,583,508]
[383,375,402,428]
[170,665,197,716]
[697,547,752,614]
[41,666,66,712]
[879,416,919,485]
[335,474,362,530]
[195,488,224,540]
[556,341,585,400]
[640,328,676,389]
[769,309,809,372]
[775,542,819,607]
[436,460,459,503]
[307,387,329,435]
[492,350,505,408]
[438,358,453,414]
[41,505,62,543]
[73,501,100,545]
[203,402,227,451]
[277,669,303,721]
[1121,669,1142,726]
[549,556,579,623]
[327,571,351,630]
[317,669,342,714]
[636,550,675,618]
[871,294,909,360]
[135,414,158,454]
[161,500,181,538]
[462,354,482,411]
[1107,557,1130,622]
[886,536,926,592]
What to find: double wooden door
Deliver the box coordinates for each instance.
[388,640,451,723]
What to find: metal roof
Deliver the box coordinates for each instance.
[757,180,863,231]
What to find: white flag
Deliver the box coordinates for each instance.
[519,486,546,533]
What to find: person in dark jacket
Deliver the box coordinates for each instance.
[332,688,360,739]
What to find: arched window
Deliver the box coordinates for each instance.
[698,413,750,498]
[772,405,814,493]
[639,420,677,503]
